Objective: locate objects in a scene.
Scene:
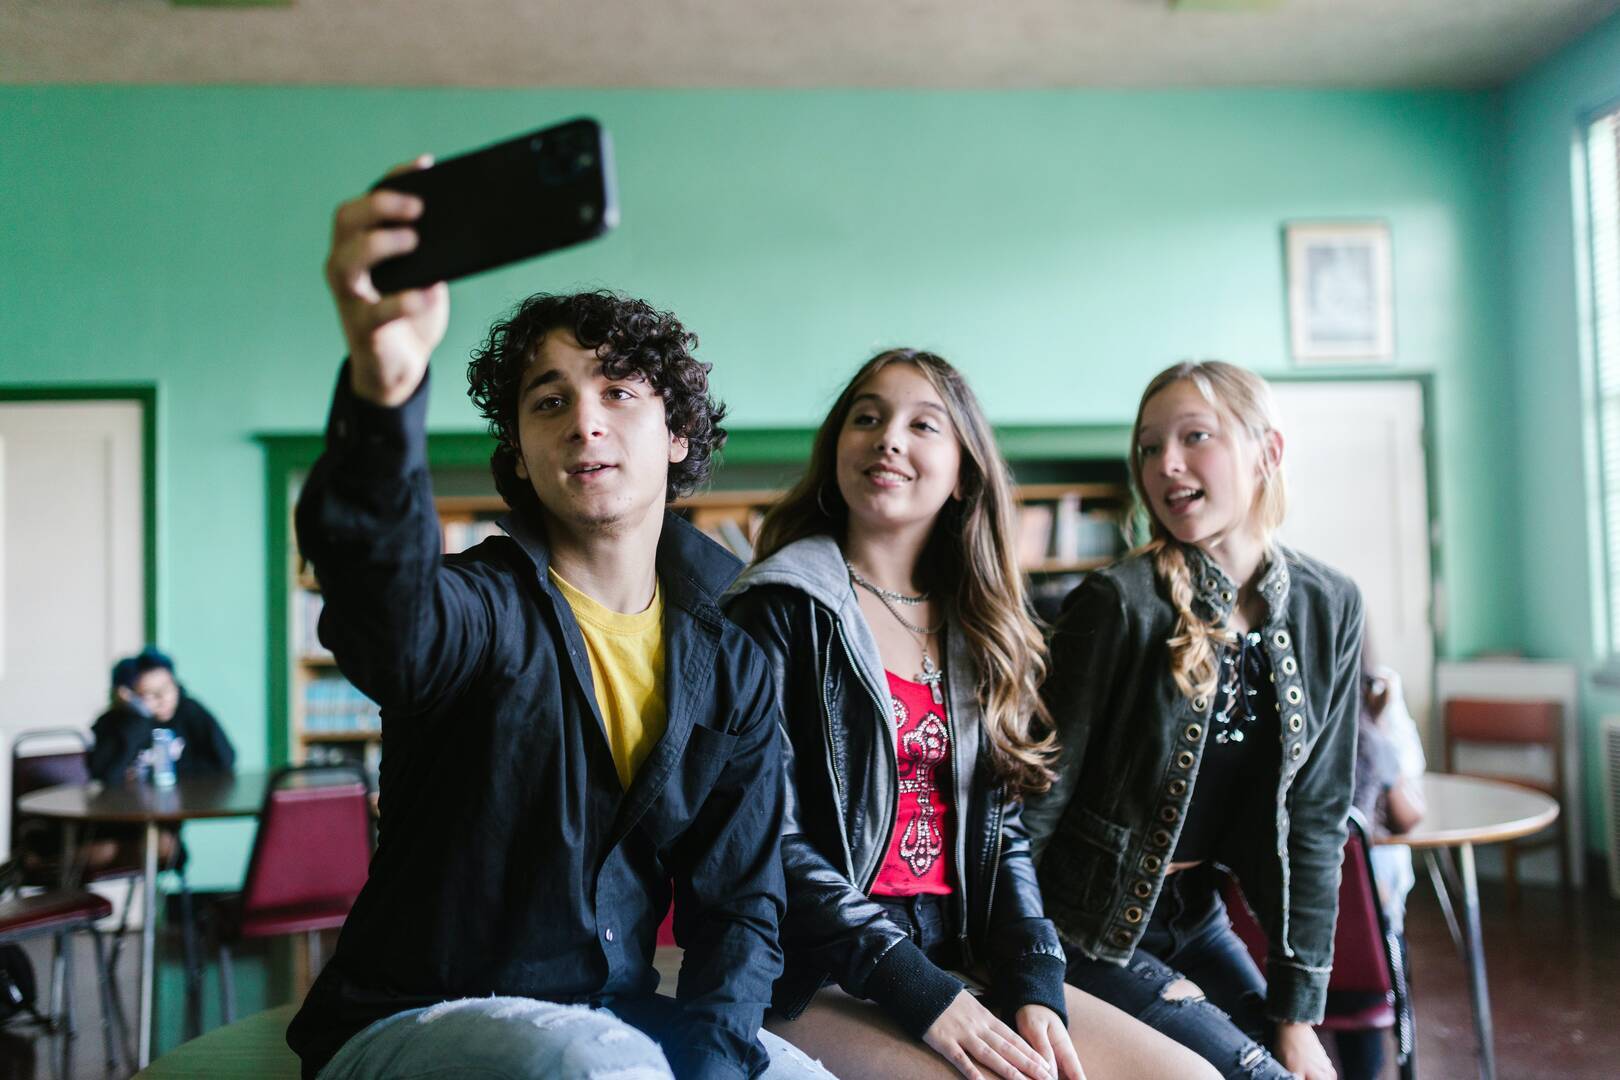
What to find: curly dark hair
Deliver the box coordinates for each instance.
[466,290,727,521]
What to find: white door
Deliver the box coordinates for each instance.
[1269,380,1435,739]
[0,401,147,857]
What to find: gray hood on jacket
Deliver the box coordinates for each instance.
[724,533,981,746]
[724,535,890,707]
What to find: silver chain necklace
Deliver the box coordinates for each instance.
[844,560,930,606]
[847,563,945,703]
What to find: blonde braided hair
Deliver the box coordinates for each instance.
[1129,361,1287,705]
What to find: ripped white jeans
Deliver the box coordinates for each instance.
[317,995,838,1080]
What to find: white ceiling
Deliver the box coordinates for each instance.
[4,0,1618,89]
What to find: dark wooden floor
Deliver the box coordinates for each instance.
[0,875,1613,1079]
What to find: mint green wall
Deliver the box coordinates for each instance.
[3,86,1517,883]
[1503,11,1620,854]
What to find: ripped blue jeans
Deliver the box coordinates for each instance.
[1062,865,1292,1080]
[317,995,836,1080]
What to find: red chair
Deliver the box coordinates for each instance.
[213,765,373,1023]
[0,885,127,1070]
[1443,697,1569,903]
[1223,810,1414,1080]
[10,728,193,913]
[11,727,204,1036]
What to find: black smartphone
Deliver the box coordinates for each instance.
[369,117,618,294]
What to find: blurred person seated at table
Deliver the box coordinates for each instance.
[89,647,237,785]
[71,647,236,870]
[1327,632,1425,1080]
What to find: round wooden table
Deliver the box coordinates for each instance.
[17,771,270,1068]
[1376,772,1559,1080]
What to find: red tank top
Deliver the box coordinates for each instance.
[872,671,956,897]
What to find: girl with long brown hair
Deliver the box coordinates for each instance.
[1024,361,1364,1080]
[725,349,1213,1080]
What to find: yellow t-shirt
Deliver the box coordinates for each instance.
[549,567,667,789]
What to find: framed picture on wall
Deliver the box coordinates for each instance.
[1284,220,1394,364]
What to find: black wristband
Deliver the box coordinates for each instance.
[862,937,965,1039]
[993,952,1069,1026]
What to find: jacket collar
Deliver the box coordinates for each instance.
[1182,542,1292,627]
[725,534,887,697]
[724,534,984,755]
[499,507,740,628]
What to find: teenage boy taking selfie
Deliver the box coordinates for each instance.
[287,156,819,1080]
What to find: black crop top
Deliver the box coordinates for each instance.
[1173,630,1282,863]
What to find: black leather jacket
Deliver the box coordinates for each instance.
[724,536,1066,1038]
[1024,544,1363,1025]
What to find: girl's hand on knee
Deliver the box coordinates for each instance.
[924,990,1053,1080]
[1274,1021,1335,1080]
[1014,1005,1086,1080]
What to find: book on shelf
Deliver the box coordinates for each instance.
[296,590,332,659]
[1016,504,1054,566]
[1052,493,1083,561]
[302,675,381,733]
[688,507,758,561]
[1076,509,1125,558]
[443,518,507,554]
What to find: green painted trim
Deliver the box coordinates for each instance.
[714,428,816,466]
[717,424,1133,467]
[257,429,501,766]
[0,384,160,643]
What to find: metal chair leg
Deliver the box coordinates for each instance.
[178,870,203,1039]
[217,940,236,1026]
[88,928,125,1072]
[49,931,67,1031]
[59,932,76,1039]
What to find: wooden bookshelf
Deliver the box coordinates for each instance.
[263,425,1132,772]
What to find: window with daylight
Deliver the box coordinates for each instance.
[1586,103,1620,661]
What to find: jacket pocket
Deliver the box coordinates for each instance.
[1051,807,1131,915]
[643,723,739,848]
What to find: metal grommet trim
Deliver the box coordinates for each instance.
[1133,881,1153,899]
[1151,828,1172,848]
[1142,854,1163,874]
[1176,751,1195,769]
[1288,713,1304,733]
[1281,656,1298,676]
[1168,778,1188,797]
[1192,696,1208,713]
[1220,589,1233,603]
[1159,805,1179,823]
[1273,630,1291,649]
[1111,928,1132,947]
[1185,723,1203,742]
[1286,685,1303,705]
[1290,743,1304,760]
[1124,906,1145,924]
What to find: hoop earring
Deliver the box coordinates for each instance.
[817,483,840,519]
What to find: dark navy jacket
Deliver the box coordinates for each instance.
[285,369,787,1080]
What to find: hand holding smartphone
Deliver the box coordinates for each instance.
[324,117,618,407]
[369,117,619,293]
